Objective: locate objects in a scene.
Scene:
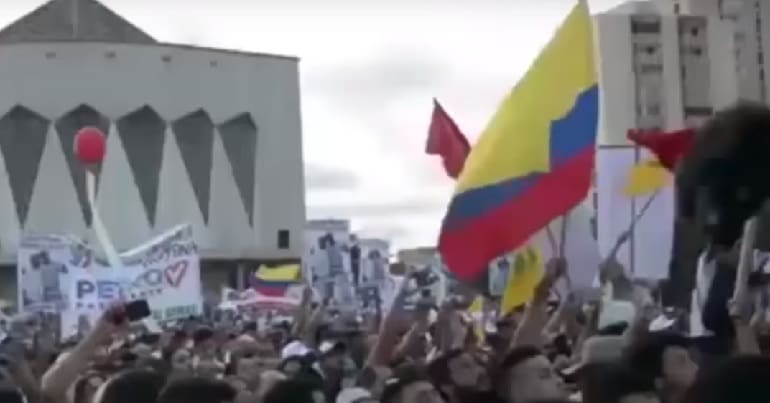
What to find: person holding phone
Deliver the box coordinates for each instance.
[40,301,149,401]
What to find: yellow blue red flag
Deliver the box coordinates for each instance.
[438,1,598,282]
[252,264,301,297]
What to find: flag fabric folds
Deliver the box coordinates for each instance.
[252,264,301,297]
[438,1,599,282]
[627,128,695,171]
[426,99,471,179]
[501,246,544,315]
[624,160,671,197]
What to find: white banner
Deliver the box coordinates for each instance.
[304,220,357,306]
[596,146,674,280]
[17,234,78,312]
[18,225,202,338]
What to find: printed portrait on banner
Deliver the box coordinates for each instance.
[19,225,203,339]
[357,238,392,311]
[304,220,356,307]
[17,235,78,312]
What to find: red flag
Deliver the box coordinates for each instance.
[426,99,471,179]
[627,128,695,171]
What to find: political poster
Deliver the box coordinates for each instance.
[304,219,357,307]
[17,234,79,312]
[358,238,394,312]
[18,225,202,338]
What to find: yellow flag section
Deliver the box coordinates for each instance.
[501,246,544,315]
[253,264,301,297]
[468,296,485,343]
[624,160,671,197]
[453,0,596,194]
[255,264,301,281]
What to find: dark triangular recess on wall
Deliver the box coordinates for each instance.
[116,105,166,227]
[171,109,214,224]
[218,113,257,226]
[0,106,50,226]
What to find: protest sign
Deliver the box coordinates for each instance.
[17,234,79,312]
[18,225,202,338]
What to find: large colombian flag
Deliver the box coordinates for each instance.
[439,1,599,283]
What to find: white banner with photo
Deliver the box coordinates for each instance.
[304,219,357,307]
[18,225,203,338]
[17,234,78,312]
[357,238,394,311]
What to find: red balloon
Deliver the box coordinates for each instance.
[74,127,106,165]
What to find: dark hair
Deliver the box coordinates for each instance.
[262,378,322,403]
[676,102,770,247]
[685,355,770,403]
[427,348,465,387]
[582,363,655,403]
[493,345,545,398]
[243,321,258,332]
[157,377,236,403]
[356,366,379,389]
[93,369,166,403]
[0,389,25,403]
[499,345,543,370]
[625,331,690,379]
[380,364,432,403]
[192,327,214,345]
[597,321,629,336]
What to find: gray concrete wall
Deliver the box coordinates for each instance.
[0,41,305,262]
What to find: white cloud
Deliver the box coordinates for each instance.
[0,0,630,249]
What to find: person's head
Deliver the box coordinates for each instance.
[279,354,307,377]
[71,371,107,403]
[581,363,659,403]
[319,341,348,377]
[356,365,392,399]
[626,332,697,392]
[193,327,216,356]
[262,378,326,403]
[91,369,166,403]
[381,364,445,403]
[170,348,193,374]
[495,345,566,403]
[684,355,770,403]
[0,389,25,403]
[561,335,625,384]
[255,370,287,401]
[242,321,258,336]
[428,348,491,396]
[157,377,237,403]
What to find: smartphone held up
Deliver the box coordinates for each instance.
[110,300,151,325]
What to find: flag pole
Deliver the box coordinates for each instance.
[558,213,573,290]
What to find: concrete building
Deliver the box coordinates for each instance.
[0,0,305,299]
[660,0,770,104]
[593,1,738,304]
[595,0,738,145]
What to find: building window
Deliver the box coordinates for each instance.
[640,64,663,73]
[684,106,714,116]
[632,20,661,33]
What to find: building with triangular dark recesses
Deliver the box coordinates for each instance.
[0,0,304,304]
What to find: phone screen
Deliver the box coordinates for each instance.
[124,300,151,322]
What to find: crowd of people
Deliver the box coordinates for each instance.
[1,238,769,403]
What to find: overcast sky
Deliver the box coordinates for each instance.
[1,0,630,249]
